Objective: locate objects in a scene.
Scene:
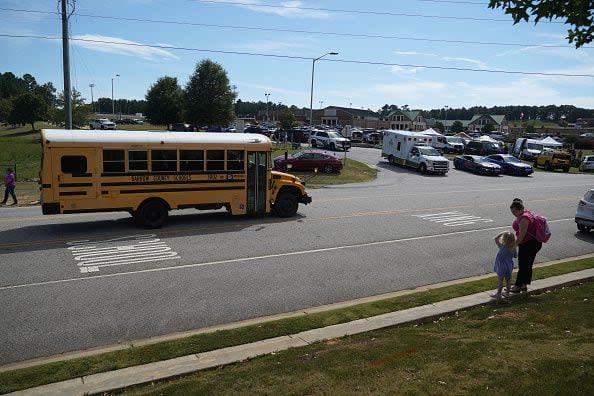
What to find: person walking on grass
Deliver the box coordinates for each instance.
[1,168,18,206]
[491,231,517,299]
[509,198,542,293]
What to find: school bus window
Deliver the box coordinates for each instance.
[206,150,224,171]
[103,149,125,173]
[227,150,244,171]
[129,150,148,171]
[151,150,177,172]
[61,155,87,174]
[180,150,204,171]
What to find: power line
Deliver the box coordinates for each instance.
[0,7,586,49]
[2,33,593,78]
[191,0,564,23]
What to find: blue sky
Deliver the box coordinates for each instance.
[1,0,593,112]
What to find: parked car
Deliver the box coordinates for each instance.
[89,118,116,130]
[464,140,503,156]
[171,123,193,131]
[575,189,594,232]
[484,154,534,176]
[310,130,351,151]
[453,155,502,175]
[579,155,594,171]
[273,150,343,173]
[244,125,270,137]
[534,149,572,172]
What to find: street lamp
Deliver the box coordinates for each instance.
[89,83,94,113]
[111,74,120,119]
[265,92,270,122]
[309,52,338,131]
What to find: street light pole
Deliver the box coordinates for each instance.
[111,74,119,119]
[89,83,94,113]
[265,93,270,122]
[309,52,338,131]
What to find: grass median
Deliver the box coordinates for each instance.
[1,257,592,394]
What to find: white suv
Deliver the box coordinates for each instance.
[579,155,594,172]
[89,118,116,130]
[575,189,594,233]
[310,130,351,151]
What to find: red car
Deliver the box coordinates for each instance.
[273,150,343,173]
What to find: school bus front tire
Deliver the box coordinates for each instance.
[274,192,298,218]
[135,199,169,228]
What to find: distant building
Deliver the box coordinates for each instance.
[311,106,381,128]
[384,109,427,131]
[428,114,508,134]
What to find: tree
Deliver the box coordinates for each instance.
[451,120,464,133]
[488,1,594,48]
[9,93,49,130]
[0,99,12,123]
[184,59,236,127]
[433,121,445,133]
[525,124,536,134]
[53,88,91,127]
[279,109,296,130]
[482,123,495,133]
[145,77,183,128]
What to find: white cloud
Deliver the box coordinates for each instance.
[71,34,178,60]
[390,65,419,75]
[393,51,489,69]
[233,40,306,53]
[442,57,488,69]
[208,0,331,19]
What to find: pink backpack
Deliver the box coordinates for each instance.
[529,211,551,243]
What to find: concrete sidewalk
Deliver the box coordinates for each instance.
[14,267,594,396]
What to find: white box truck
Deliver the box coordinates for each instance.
[382,130,450,175]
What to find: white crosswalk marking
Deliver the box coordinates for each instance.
[413,211,493,227]
[67,234,180,273]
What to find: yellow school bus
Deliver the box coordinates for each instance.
[40,129,311,228]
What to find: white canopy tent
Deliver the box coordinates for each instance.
[477,135,498,142]
[539,136,563,147]
[420,128,444,137]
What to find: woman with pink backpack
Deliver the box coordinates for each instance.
[509,198,546,293]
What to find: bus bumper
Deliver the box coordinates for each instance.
[300,194,312,205]
[42,202,61,215]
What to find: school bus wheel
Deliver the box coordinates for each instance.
[274,192,298,218]
[135,199,169,228]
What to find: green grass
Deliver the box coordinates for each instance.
[124,281,594,396]
[1,257,592,394]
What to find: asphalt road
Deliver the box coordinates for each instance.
[1,147,592,365]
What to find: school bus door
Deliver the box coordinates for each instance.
[52,148,97,202]
[246,151,268,215]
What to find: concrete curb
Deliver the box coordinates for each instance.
[13,268,594,396]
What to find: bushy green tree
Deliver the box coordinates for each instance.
[279,109,296,130]
[52,89,90,127]
[433,121,445,133]
[145,77,183,128]
[489,0,594,48]
[0,99,12,123]
[184,59,236,127]
[9,93,49,130]
[482,123,495,133]
[451,120,464,133]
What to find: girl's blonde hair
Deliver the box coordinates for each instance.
[501,231,516,250]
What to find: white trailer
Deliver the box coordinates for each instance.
[382,130,449,174]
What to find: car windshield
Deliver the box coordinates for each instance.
[501,155,521,163]
[418,146,441,156]
[327,132,343,139]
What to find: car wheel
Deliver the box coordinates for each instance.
[545,161,552,171]
[577,224,590,233]
[89,125,94,130]
[274,192,298,218]
[136,200,169,229]
[330,143,336,151]
[311,140,317,148]
[388,155,395,165]
[323,164,334,173]
[454,161,460,170]
[419,163,427,173]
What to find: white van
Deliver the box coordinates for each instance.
[512,138,543,160]
[382,130,449,174]
[432,135,465,153]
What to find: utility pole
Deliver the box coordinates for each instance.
[61,0,72,129]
